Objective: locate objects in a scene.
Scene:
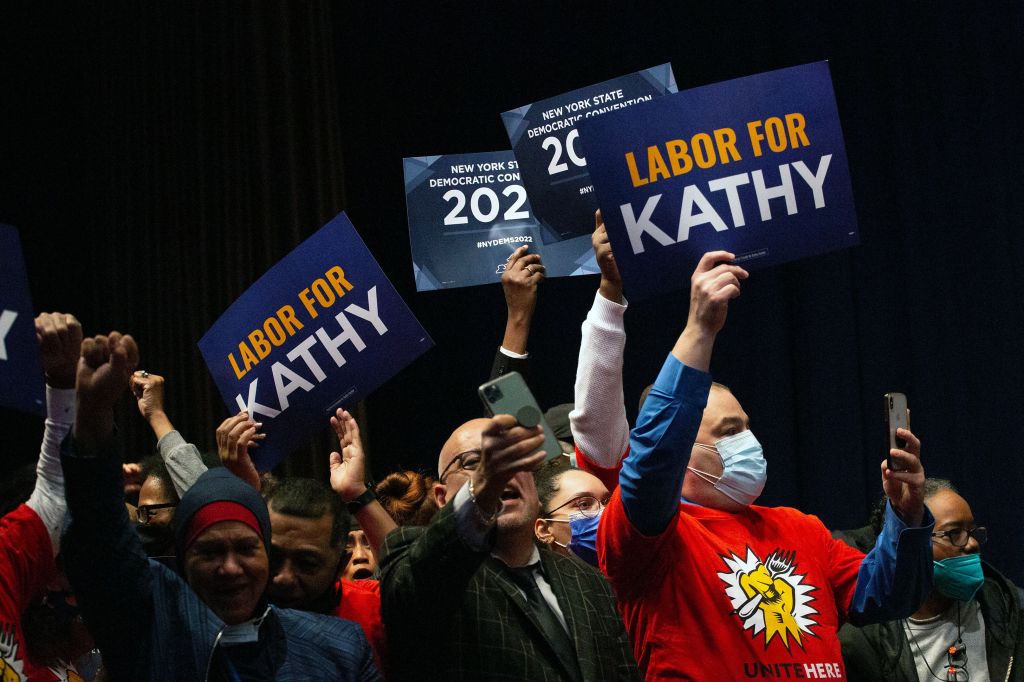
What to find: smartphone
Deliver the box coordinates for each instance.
[884,392,909,470]
[478,372,562,463]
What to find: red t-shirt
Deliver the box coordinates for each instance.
[336,578,386,676]
[0,504,82,682]
[599,489,865,681]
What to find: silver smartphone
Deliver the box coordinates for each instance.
[884,392,909,470]
[478,372,562,463]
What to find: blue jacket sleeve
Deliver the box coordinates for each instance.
[620,354,711,536]
[847,500,934,625]
[60,434,154,679]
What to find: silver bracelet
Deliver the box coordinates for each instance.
[468,477,501,523]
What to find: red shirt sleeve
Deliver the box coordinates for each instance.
[337,578,387,676]
[575,443,625,494]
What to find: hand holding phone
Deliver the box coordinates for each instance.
[884,392,910,471]
[479,372,561,463]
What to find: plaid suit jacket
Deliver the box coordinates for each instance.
[380,502,639,681]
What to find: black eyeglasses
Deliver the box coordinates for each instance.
[544,495,605,520]
[135,502,178,525]
[931,526,987,548]
[439,450,482,483]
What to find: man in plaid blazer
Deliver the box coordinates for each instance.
[380,415,639,681]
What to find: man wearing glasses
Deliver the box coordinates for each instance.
[380,416,639,681]
[132,455,179,559]
[840,479,1023,681]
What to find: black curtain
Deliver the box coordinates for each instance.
[3,3,1022,581]
[2,2,348,477]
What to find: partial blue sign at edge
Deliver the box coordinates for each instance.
[198,212,434,470]
[578,61,859,301]
[0,224,46,417]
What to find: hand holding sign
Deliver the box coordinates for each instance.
[673,252,748,373]
[689,252,748,334]
[501,246,545,354]
[217,412,264,491]
[591,210,623,304]
[35,312,83,389]
[75,332,139,444]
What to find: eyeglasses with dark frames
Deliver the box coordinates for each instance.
[135,502,178,525]
[931,526,987,548]
[543,495,606,520]
[439,450,482,484]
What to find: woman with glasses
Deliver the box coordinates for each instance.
[534,457,610,566]
[839,479,1023,682]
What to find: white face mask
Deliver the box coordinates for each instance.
[687,430,767,506]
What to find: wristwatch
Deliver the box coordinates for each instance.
[346,486,377,515]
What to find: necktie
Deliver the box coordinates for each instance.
[506,563,581,682]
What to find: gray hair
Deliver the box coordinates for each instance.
[922,477,958,501]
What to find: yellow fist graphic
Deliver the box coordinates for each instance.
[735,549,803,648]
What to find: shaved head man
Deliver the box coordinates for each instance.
[382,414,639,681]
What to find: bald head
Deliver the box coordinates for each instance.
[438,418,491,477]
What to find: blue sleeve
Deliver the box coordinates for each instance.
[60,433,154,679]
[620,354,711,536]
[847,500,935,625]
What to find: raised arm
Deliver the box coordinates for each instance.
[130,370,209,496]
[216,411,264,491]
[489,245,544,380]
[847,427,933,623]
[570,211,630,473]
[61,331,151,680]
[329,408,397,556]
[27,312,82,553]
[619,252,747,536]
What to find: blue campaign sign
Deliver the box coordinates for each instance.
[198,213,434,470]
[404,151,600,292]
[578,61,859,301]
[501,64,677,245]
[0,225,45,416]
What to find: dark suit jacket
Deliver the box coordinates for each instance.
[489,346,530,383]
[380,502,639,681]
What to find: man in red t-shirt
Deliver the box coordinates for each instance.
[583,248,936,680]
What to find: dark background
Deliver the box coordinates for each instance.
[2,3,1021,582]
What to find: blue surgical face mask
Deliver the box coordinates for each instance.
[566,511,601,567]
[549,509,602,567]
[688,430,767,506]
[933,554,985,602]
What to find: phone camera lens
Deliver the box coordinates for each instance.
[485,385,503,401]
